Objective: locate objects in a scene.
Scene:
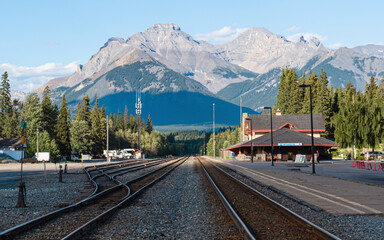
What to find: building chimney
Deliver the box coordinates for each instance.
[276,108,282,116]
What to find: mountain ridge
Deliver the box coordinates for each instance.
[30,23,384,123]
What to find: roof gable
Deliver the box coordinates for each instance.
[279,122,297,129]
[248,114,325,131]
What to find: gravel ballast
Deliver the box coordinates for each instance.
[87,157,242,239]
[0,169,93,232]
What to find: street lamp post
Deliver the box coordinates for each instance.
[213,103,215,158]
[245,118,253,163]
[299,84,315,174]
[264,107,274,166]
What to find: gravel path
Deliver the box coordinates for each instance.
[0,170,93,232]
[86,157,242,239]
[219,163,384,240]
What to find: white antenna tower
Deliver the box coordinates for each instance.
[136,89,142,152]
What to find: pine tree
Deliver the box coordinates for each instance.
[56,94,71,161]
[75,102,82,121]
[90,97,105,155]
[146,114,153,134]
[130,114,137,132]
[2,112,19,138]
[40,86,57,138]
[77,95,91,123]
[124,105,129,130]
[21,95,43,140]
[116,110,125,131]
[0,72,12,135]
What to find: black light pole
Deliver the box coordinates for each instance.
[245,118,253,163]
[264,107,274,166]
[299,84,315,174]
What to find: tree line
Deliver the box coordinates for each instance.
[0,71,187,161]
[274,68,384,150]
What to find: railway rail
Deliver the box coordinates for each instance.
[197,157,340,240]
[0,157,186,240]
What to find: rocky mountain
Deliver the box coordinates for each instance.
[36,23,384,126]
[10,89,26,101]
[353,44,384,58]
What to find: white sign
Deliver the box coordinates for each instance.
[82,154,91,161]
[278,143,302,146]
[36,152,50,161]
[295,154,307,163]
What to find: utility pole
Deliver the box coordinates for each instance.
[213,103,215,158]
[240,95,242,143]
[16,121,27,208]
[136,90,142,155]
[106,115,110,162]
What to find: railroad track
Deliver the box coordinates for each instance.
[0,157,186,240]
[197,157,340,240]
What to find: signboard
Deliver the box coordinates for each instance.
[295,154,307,163]
[82,154,91,161]
[278,143,302,146]
[36,152,50,161]
[21,136,26,145]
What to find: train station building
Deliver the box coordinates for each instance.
[225,111,338,161]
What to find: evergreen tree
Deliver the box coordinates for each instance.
[130,114,137,132]
[146,114,153,134]
[116,110,125,131]
[77,95,91,123]
[0,72,12,135]
[40,86,57,138]
[74,102,82,121]
[21,95,42,140]
[90,97,105,155]
[56,94,71,160]
[124,105,129,130]
[2,112,19,138]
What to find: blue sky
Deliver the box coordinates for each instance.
[1,0,384,92]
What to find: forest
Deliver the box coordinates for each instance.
[0,72,203,161]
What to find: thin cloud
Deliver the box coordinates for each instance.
[195,26,249,43]
[286,26,301,33]
[328,42,344,49]
[287,33,328,42]
[0,62,78,92]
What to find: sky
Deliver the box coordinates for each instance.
[1,0,384,92]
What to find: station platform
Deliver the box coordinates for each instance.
[205,157,384,215]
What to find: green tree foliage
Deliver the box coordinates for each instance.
[2,112,19,138]
[146,114,153,134]
[40,86,58,138]
[124,105,129,130]
[76,95,91,122]
[206,126,240,157]
[90,97,106,155]
[0,72,12,135]
[70,120,93,155]
[27,130,60,160]
[22,95,43,139]
[56,94,71,160]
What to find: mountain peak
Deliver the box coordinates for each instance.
[148,23,181,32]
